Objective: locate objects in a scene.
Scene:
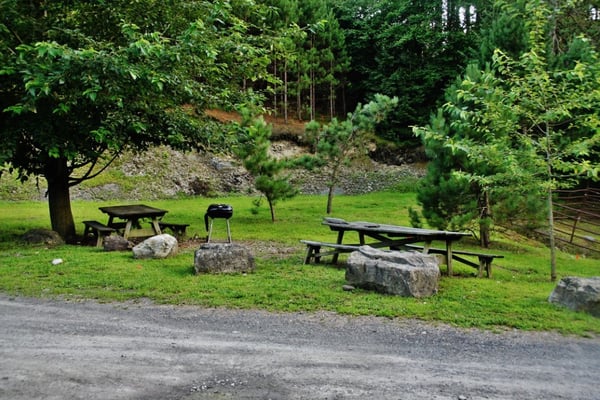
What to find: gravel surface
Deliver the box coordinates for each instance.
[1,294,599,400]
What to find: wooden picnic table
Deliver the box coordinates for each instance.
[322,218,472,276]
[99,204,167,240]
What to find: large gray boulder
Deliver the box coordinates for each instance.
[132,234,178,259]
[346,246,440,298]
[548,276,600,317]
[194,243,255,274]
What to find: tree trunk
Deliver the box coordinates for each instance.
[548,187,557,281]
[310,66,315,121]
[45,157,76,243]
[284,59,288,124]
[267,198,276,222]
[545,123,557,281]
[273,58,278,115]
[479,190,491,248]
[326,163,341,214]
[329,59,335,120]
[296,69,302,120]
[326,185,334,214]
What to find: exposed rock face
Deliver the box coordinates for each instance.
[21,229,64,246]
[346,246,440,298]
[548,276,600,317]
[194,243,255,274]
[132,234,178,259]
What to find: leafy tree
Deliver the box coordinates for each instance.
[305,94,398,214]
[233,107,298,222]
[0,1,276,241]
[414,0,600,280]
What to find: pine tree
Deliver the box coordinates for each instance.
[233,107,298,222]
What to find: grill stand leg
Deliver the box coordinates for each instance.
[207,219,214,243]
[206,218,232,243]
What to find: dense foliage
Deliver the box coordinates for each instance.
[331,0,489,143]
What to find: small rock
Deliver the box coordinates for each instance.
[51,258,63,265]
[103,235,131,251]
[342,285,355,291]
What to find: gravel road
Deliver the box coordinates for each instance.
[1,294,598,400]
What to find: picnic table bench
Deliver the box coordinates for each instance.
[300,240,360,264]
[82,220,116,247]
[404,244,504,277]
[158,222,190,237]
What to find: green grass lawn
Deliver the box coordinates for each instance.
[1,191,599,336]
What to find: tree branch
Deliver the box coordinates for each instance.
[68,150,122,187]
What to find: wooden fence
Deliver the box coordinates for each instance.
[552,188,600,256]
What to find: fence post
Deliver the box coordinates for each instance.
[569,215,581,244]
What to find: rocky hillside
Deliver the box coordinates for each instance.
[0,111,426,201]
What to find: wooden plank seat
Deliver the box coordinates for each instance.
[82,220,116,247]
[108,221,127,230]
[300,240,360,264]
[404,244,504,278]
[158,222,190,237]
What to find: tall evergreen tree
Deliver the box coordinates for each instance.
[332,0,489,144]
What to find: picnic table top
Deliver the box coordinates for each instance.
[322,218,471,240]
[98,204,168,219]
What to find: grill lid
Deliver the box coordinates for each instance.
[206,204,233,217]
[204,204,233,230]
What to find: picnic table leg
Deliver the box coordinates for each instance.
[479,257,492,278]
[314,246,322,263]
[123,220,133,240]
[332,231,345,264]
[359,233,366,245]
[423,241,432,253]
[150,218,162,236]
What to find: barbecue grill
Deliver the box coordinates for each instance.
[204,204,233,243]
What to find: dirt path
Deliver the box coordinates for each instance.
[1,294,598,400]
